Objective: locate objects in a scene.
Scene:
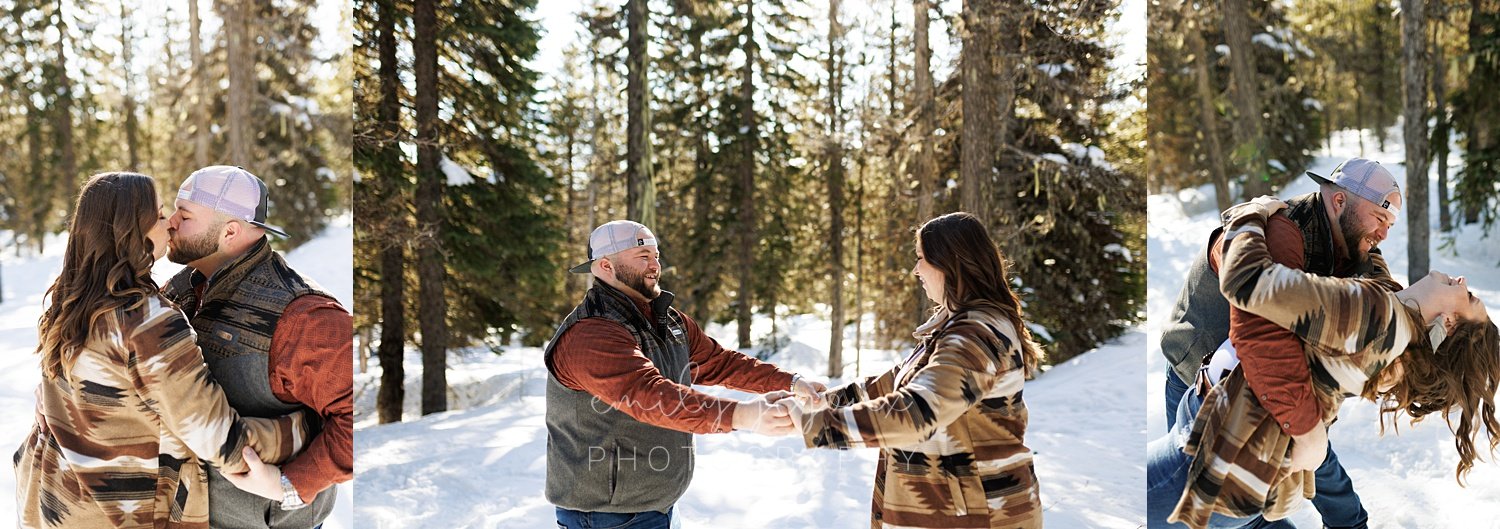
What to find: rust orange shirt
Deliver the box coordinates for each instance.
[1210,214,1320,435]
[550,298,794,434]
[269,295,354,498]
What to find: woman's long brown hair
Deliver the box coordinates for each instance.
[35,172,161,380]
[917,212,1043,375]
[1368,315,1500,484]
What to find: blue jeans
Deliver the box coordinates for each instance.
[556,507,673,529]
[1152,381,1369,529]
[1165,367,1192,431]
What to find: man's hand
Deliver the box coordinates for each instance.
[1288,423,1328,473]
[222,447,285,501]
[791,375,827,409]
[733,393,795,436]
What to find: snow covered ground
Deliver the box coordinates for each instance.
[1148,126,1500,527]
[354,306,1146,528]
[0,216,354,528]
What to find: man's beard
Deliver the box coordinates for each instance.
[167,228,220,265]
[1337,206,1374,264]
[617,265,661,300]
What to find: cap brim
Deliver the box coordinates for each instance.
[250,220,290,238]
[568,260,594,274]
[1305,170,1334,186]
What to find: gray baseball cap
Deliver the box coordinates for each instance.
[177,165,289,238]
[568,220,659,273]
[1305,158,1402,214]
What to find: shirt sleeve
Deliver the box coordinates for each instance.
[550,318,740,434]
[1209,214,1322,435]
[796,316,1013,449]
[823,363,901,408]
[268,295,354,499]
[128,304,307,475]
[679,313,795,394]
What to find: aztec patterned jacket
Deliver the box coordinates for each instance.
[14,294,309,529]
[795,306,1040,529]
[1168,200,1420,528]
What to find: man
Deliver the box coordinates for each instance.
[1160,158,1403,529]
[161,166,354,529]
[545,220,824,529]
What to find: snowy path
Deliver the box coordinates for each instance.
[0,218,354,528]
[1148,127,1500,528]
[354,313,1146,528]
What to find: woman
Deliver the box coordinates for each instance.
[1147,197,1499,529]
[14,172,309,529]
[787,212,1045,529]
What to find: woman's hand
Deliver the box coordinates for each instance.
[1248,195,1289,217]
[222,447,285,501]
[791,375,827,409]
[1223,195,1289,223]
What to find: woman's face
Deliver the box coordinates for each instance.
[147,199,169,261]
[913,241,945,306]
[1419,271,1490,331]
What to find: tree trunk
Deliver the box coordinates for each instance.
[854,142,864,377]
[1223,0,1267,198]
[1188,14,1232,212]
[1461,0,1489,225]
[413,0,448,416]
[827,0,846,378]
[960,0,997,221]
[913,0,935,223]
[736,0,758,349]
[54,1,76,213]
[1403,0,1429,278]
[626,0,653,226]
[1432,5,1451,232]
[121,0,139,171]
[26,96,47,253]
[587,47,606,291]
[225,0,253,167]
[687,27,712,320]
[190,0,209,168]
[375,0,406,425]
[888,0,897,117]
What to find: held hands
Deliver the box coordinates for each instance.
[734,374,828,437]
[1288,423,1329,473]
[733,393,796,436]
[222,447,285,501]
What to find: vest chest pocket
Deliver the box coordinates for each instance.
[197,323,243,359]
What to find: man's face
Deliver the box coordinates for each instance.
[607,246,662,300]
[1337,193,1397,261]
[167,199,226,265]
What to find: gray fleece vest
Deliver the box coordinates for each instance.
[1161,192,1344,384]
[162,239,338,529]
[544,282,695,514]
